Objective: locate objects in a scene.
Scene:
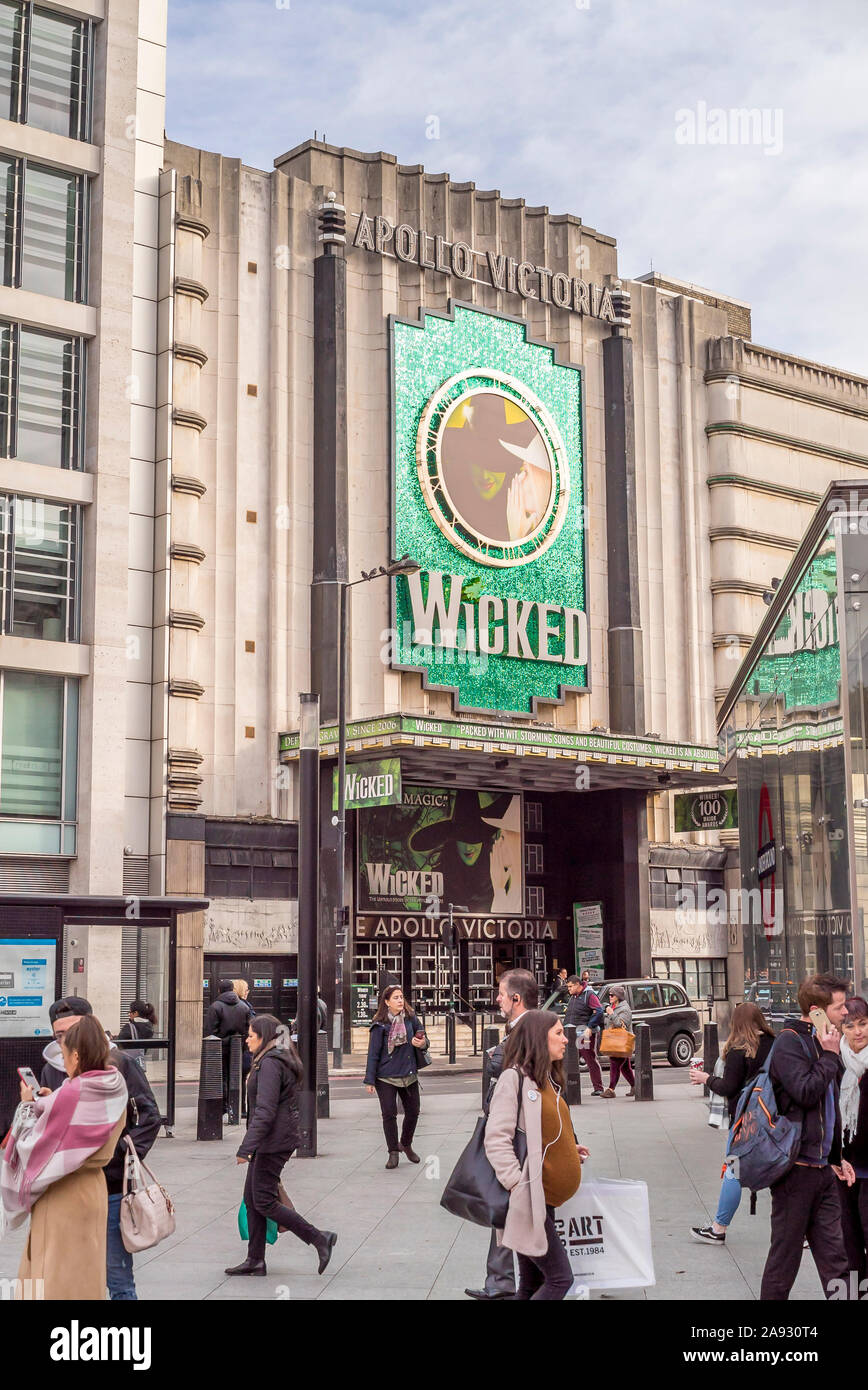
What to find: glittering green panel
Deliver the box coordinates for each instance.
[751,551,840,710]
[392,306,585,714]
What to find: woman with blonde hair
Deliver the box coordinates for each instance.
[0,1014,128,1299]
[689,1002,775,1244]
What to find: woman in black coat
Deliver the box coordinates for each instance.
[225,1013,337,1278]
[839,996,868,1282]
[364,986,428,1169]
[689,1002,775,1245]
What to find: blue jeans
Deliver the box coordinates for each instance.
[714,1165,743,1228]
[107,1193,137,1300]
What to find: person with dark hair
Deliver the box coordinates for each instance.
[226,1013,337,1278]
[689,1002,775,1244]
[760,972,852,1300]
[39,994,161,1301]
[364,986,428,1168]
[564,974,606,1096]
[115,1000,157,1073]
[465,967,539,1301]
[484,1008,589,1299]
[838,996,868,1283]
[1,1014,128,1300]
[205,978,250,1125]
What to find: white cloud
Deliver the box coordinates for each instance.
[167,0,868,373]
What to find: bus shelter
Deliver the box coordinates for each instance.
[0,894,208,1135]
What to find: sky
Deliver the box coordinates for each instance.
[166,0,868,375]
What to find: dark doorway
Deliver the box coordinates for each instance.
[204,955,298,1028]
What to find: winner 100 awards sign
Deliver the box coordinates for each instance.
[391,303,587,714]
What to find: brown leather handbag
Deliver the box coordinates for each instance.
[598,1027,635,1057]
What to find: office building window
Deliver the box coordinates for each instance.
[0,156,87,300]
[203,819,298,900]
[0,669,77,853]
[0,493,78,639]
[0,322,83,467]
[654,957,728,1001]
[0,2,91,139]
[525,799,543,831]
[525,885,545,916]
[649,865,725,910]
[525,841,544,874]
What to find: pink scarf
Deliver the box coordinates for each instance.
[0,1067,128,1231]
[387,1011,408,1054]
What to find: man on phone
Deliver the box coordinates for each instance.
[761,972,853,1300]
[42,996,160,1300]
[465,968,538,1300]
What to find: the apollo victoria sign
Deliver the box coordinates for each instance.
[352,212,620,322]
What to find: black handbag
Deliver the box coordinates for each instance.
[411,1016,432,1069]
[440,1075,526,1228]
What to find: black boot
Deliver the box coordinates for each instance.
[386,1151,400,1169]
[224,1257,267,1276]
[401,1144,421,1163]
[313,1230,337,1274]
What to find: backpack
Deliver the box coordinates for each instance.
[726,1029,812,1193]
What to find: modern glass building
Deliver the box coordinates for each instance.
[718,481,868,1009]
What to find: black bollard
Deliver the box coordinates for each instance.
[316,1030,330,1118]
[633,1023,654,1102]
[445,1010,457,1064]
[703,1022,719,1098]
[564,1025,581,1106]
[197,1037,223,1140]
[481,1025,501,1107]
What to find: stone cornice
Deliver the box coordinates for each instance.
[175,214,210,240]
[707,337,868,416]
[173,277,209,304]
[169,610,206,631]
[706,473,822,505]
[170,542,206,564]
[173,342,208,367]
[708,526,799,550]
[171,475,207,498]
[168,678,205,699]
[710,579,772,597]
[706,420,868,470]
[172,407,207,433]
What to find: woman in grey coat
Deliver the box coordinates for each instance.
[602,986,635,1098]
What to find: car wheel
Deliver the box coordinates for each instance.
[668,1033,695,1067]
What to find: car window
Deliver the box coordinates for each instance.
[630,983,661,1009]
[660,982,686,1007]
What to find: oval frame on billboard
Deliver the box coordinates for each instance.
[416,369,571,568]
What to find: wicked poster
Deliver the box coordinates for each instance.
[357,785,523,914]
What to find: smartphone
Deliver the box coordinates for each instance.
[809,1006,831,1033]
[16,1066,40,1092]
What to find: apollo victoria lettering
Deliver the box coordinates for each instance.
[356,915,557,941]
[353,213,617,322]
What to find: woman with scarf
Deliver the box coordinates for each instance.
[225,1013,337,1278]
[838,996,868,1282]
[364,985,429,1168]
[0,1014,128,1299]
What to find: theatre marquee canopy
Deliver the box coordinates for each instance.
[279,713,720,794]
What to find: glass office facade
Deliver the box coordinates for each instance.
[719,489,868,1001]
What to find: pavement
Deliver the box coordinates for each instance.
[0,1071,833,1301]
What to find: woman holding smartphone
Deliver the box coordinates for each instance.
[364,986,428,1168]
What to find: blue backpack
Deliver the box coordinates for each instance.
[726,1029,810,1192]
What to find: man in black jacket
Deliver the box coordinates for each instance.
[465,968,538,1301]
[42,995,161,1301]
[760,973,852,1300]
[205,980,250,1124]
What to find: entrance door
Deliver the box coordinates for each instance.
[203,956,298,1028]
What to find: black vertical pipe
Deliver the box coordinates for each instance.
[297,709,320,1158]
[603,289,644,735]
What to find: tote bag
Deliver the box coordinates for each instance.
[119,1137,176,1253]
[554,1177,655,1291]
[598,1028,635,1058]
[440,1077,526,1228]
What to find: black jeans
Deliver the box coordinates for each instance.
[243,1150,321,1262]
[374,1078,420,1151]
[839,1176,868,1285]
[760,1163,850,1300]
[514,1205,574,1301]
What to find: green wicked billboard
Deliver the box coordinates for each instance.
[391,303,586,715]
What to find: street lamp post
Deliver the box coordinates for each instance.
[297,692,320,1157]
[331,554,420,1070]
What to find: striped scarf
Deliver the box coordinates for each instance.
[0,1067,128,1232]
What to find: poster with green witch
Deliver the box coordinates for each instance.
[357,787,523,914]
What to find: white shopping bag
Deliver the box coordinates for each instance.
[554,1177,655,1291]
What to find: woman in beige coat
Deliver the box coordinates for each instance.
[484,1009,589,1299]
[2,1015,127,1300]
